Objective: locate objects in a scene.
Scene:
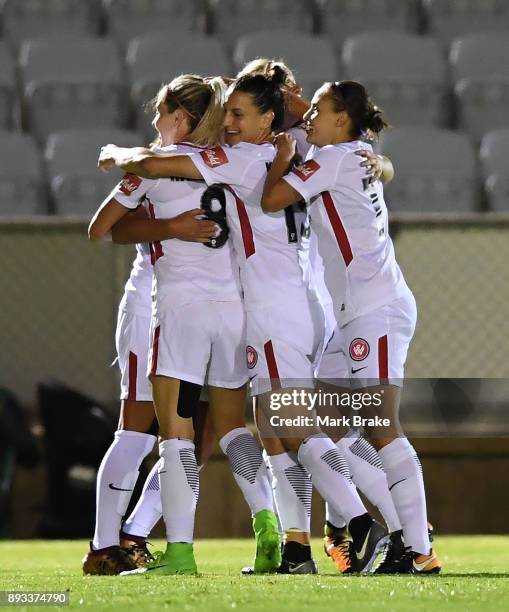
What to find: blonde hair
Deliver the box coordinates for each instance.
[236,58,296,88]
[149,74,226,147]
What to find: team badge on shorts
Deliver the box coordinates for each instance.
[349,338,370,361]
[246,345,258,369]
[119,173,142,195]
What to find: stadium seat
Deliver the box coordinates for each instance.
[1,0,100,48]
[316,0,419,44]
[480,129,509,212]
[45,128,142,215]
[104,0,206,46]
[0,132,46,215]
[378,126,479,212]
[210,0,314,49]
[234,31,337,98]
[127,32,232,139]
[423,0,509,47]
[449,33,509,141]
[19,35,125,142]
[0,42,17,129]
[342,31,448,127]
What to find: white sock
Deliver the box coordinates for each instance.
[338,436,402,533]
[159,438,199,543]
[378,437,429,554]
[219,427,274,515]
[297,434,367,524]
[325,503,346,529]
[266,452,311,533]
[92,430,156,550]
[123,458,163,539]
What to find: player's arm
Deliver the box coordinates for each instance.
[262,133,303,212]
[355,150,395,184]
[98,145,202,180]
[88,197,132,241]
[111,208,217,245]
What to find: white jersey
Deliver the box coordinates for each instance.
[284,140,411,326]
[188,142,312,311]
[112,142,242,315]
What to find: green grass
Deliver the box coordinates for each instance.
[1,538,508,611]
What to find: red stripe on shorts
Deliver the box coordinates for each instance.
[378,335,389,385]
[150,325,161,376]
[127,351,137,400]
[263,340,281,390]
[225,186,255,259]
[322,191,353,266]
[147,200,164,264]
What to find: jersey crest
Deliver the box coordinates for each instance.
[292,159,320,182]
[349,338,370,361]
[200,146,228,168]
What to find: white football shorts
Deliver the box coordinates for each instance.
[247,297,324,396]
[148,300,248,389]
[318,293,417,388]
[115,308,153,402]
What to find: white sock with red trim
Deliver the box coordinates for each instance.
[122,458,162,539]
[159,438,199,543]
[337,435,402,533]
[297,433,367,523]
[219,427,274,515]
[92,430,156,550]
[266,451,311,533]
[378,437,429,554]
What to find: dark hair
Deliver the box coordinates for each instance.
[232,65,287,131]
[328,81,388,139]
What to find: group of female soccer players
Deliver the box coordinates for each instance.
[83,58,441,577]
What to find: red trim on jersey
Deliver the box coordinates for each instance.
[127,351,137,401]
[263,340,281,390]
[225,185,255,259]
[150,326,161,376]
[378,335,389,384]
[322,191,353,267]
[147,200,164,265]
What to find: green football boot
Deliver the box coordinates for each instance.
[120,542,197,576]
[252,509,281,573]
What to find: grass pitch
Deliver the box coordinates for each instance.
[1,537,508,612]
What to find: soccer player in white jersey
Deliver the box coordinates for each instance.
[95,75,280,576]
[261,80,441,575]
[99,69,389,574]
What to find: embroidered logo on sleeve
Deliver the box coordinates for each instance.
[119,173,142,195]
[292,159,320,182]
[200,146,228,168]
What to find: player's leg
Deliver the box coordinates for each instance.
[83,310,156,575]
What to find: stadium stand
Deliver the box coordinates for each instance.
[209,0,314,49]
[315,0,419,45]
[0,131,45,215]
[378,126,479,212]
[0,0,100,48]
[126,31,232,139]
[449,32,509,141]
[103,0,206,47]
[342,31,448,127]
[422,0,509,47]
[45,128,141,215]
[0,42,16,129]
[234,31,336,98]
[19,35,125,142]
[480,129,509,212]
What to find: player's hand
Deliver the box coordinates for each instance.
[274,133,297,162]
[169,208,218,243]
[355,149,384,183]
[98,144,119,172]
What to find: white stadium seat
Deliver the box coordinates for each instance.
[0,42,17,129]
[480,129,509,212]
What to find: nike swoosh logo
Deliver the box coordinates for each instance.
[249,374,258,382]
[288,562,310,574]
[355,534,370,560]
[108,483,133,491]
[413,554,435,571]
[351,366,368,374]
[389,478,406,491]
